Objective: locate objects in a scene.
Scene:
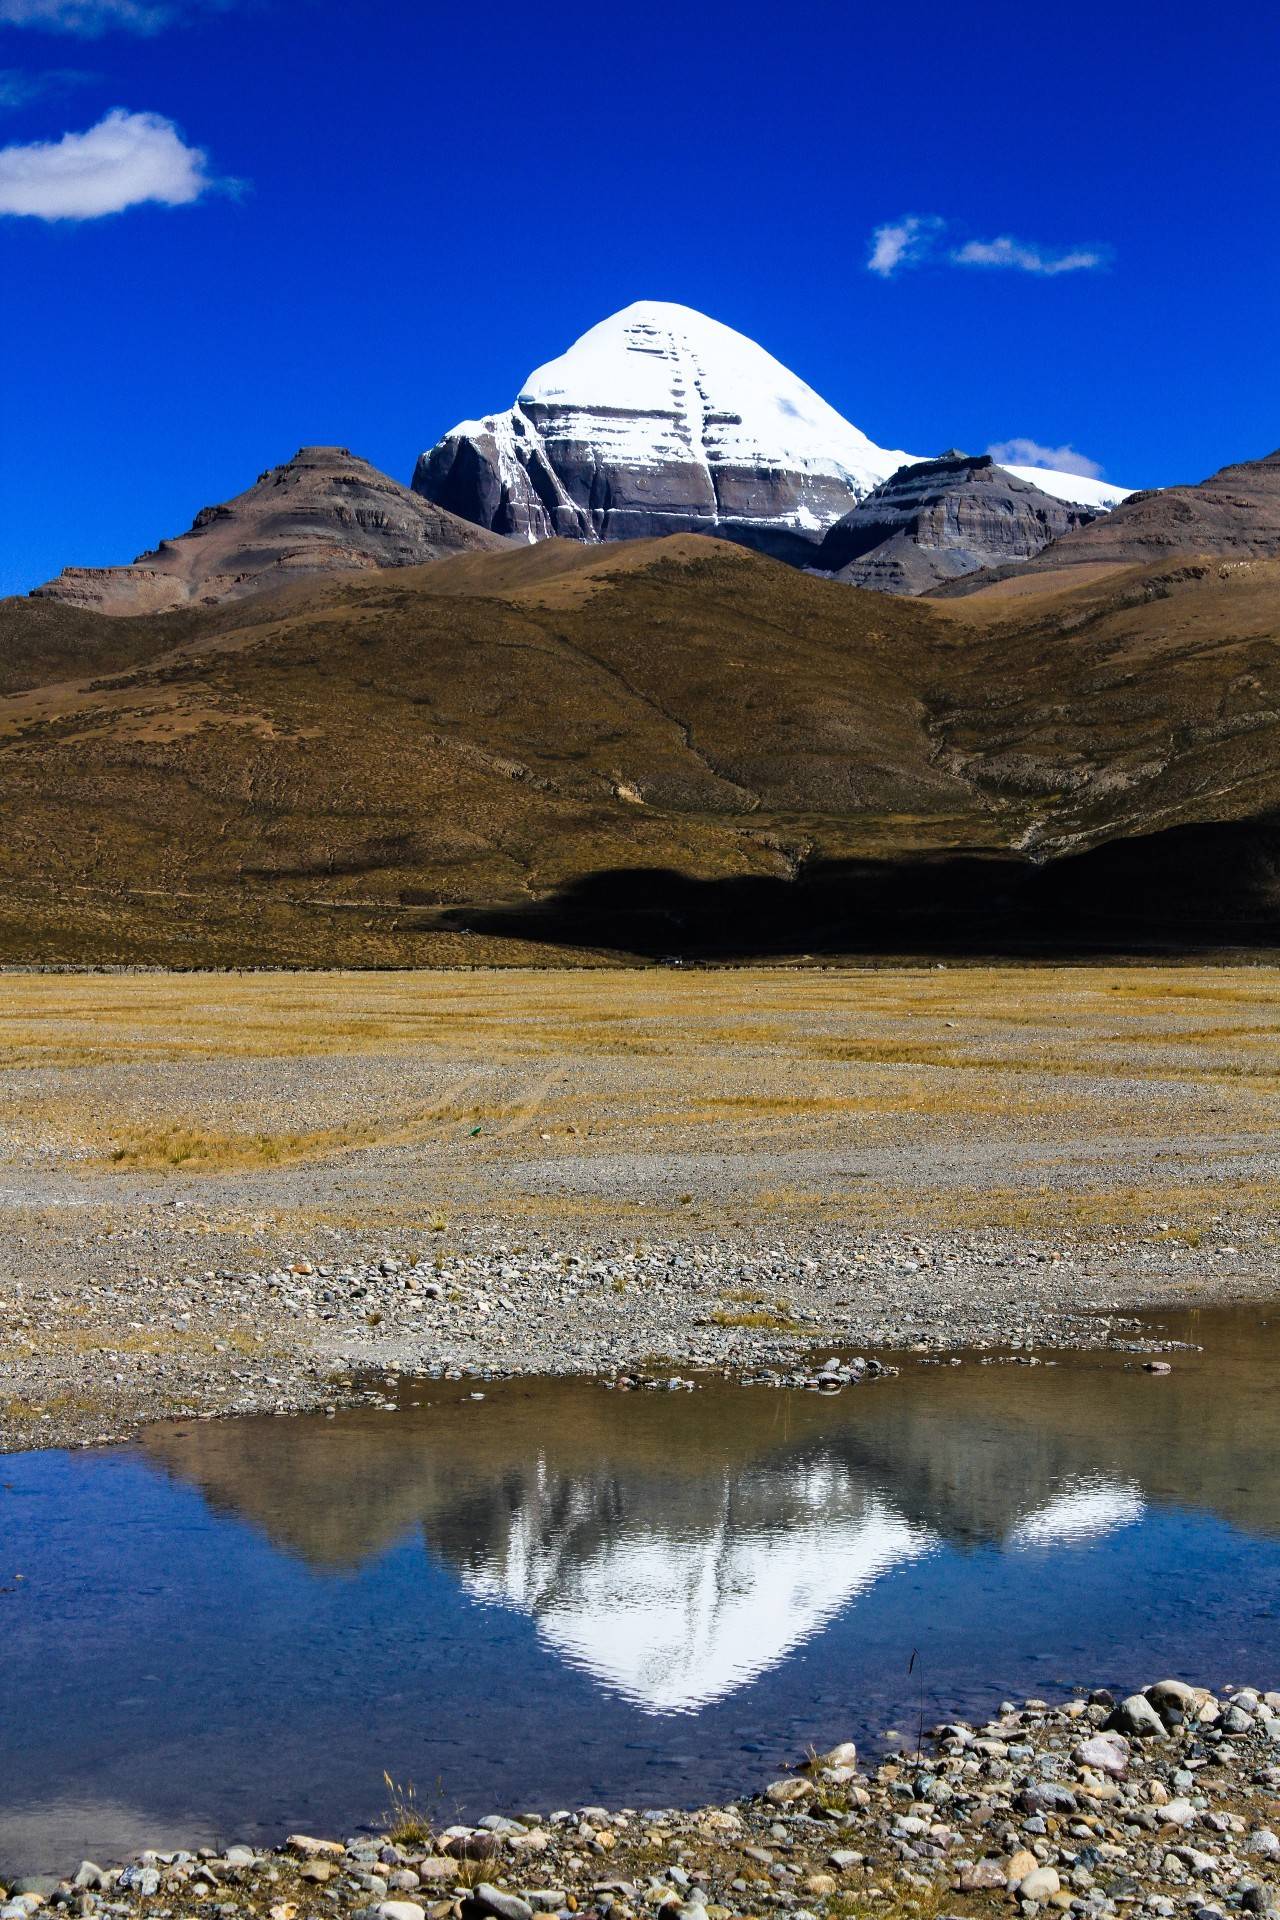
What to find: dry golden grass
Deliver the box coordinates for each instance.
[4,963,1279,1241]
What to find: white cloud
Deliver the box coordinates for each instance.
[0,0,210,30]
[868,215,1109,279]
[0,64,91,105]
[987,437,1104,480]
[951,235,1106,275]
[867,213,941,277]
[0,106,212,216]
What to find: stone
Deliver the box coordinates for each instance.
[807,1742,858,1771]
[375,1904,427,1920]
[1245,1830,1280,1859]
[1107,1694,1166,1739]
[288,1836,345,1858]
[765,1778,816,1806]
[1018,1783,1078,1816]
[417,1860,459,1883]
[1075,1732,1130,1776]
[1161,1799,1197,1826]
[468,1886,535,1920]
[1019,1867,1062,1901]
[959,1860,1008,1890]
[117,1866,161,1896]
[1148,1681,1210,1714]
[300,1862,334,1883]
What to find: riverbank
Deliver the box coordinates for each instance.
[2,1223,1275,1452]
[5,1679,1277,1918]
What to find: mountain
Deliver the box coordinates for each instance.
[812,452,1098,594]
[34,446,507,615]
[413,301,1130,564]
[4,533,1280,965]
[941,449,1280,596]
[413,301,919,562]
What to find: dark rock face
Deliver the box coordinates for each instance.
[35,447,508,615]
[415,418,874,565]
[1022,449,1280,569]
[812,454,1096,595]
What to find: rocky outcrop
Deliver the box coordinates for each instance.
[34,446,507,615]
[812,453,1098,594]
[413,301,923,564]
[1027,448,1280,567]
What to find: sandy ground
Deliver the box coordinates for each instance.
[2,964,1279,1448]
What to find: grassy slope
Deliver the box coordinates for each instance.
[1,538,1279,963]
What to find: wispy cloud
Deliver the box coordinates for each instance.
[988,438,1104,480]
[868,213,1109,279]
[953,235,1107,276]
[0,105,214,216]
[0,63,92,106]
[0,0,203,31]
[867,213,942,278]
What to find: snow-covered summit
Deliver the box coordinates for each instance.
[413,300,1134,560]
[517,299,917,500]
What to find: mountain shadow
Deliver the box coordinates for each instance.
[443,815,1280,959]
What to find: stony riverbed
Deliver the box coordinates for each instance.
[5,1681,1277,1920]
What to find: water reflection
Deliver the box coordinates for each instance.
[136,1303,1277,1714]
[458,1472,930,1712]
[4,1305,1278,1876]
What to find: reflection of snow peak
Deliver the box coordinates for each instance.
[1006,1478,1145,1550]
[459,1460,933,1714]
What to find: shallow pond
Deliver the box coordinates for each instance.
[3,1304,1279,1876]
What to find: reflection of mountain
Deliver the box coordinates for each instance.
[455,1463,930,1712]
[1005,1479,1144,1551]
[136,1307,1277,1712]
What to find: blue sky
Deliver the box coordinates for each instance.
[1,0,1277,595]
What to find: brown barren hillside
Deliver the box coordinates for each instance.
[2,535,1280,963]
[32,446,507,615]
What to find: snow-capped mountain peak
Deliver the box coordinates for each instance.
[413,300,921,559]
[517,299,911,495]
[412,300,1134,564]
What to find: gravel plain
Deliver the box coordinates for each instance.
[2,964,1279,1449]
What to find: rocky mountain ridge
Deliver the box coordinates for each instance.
[35,446,506,614]
[812,453,1098,594]
[941,449,1280,596]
